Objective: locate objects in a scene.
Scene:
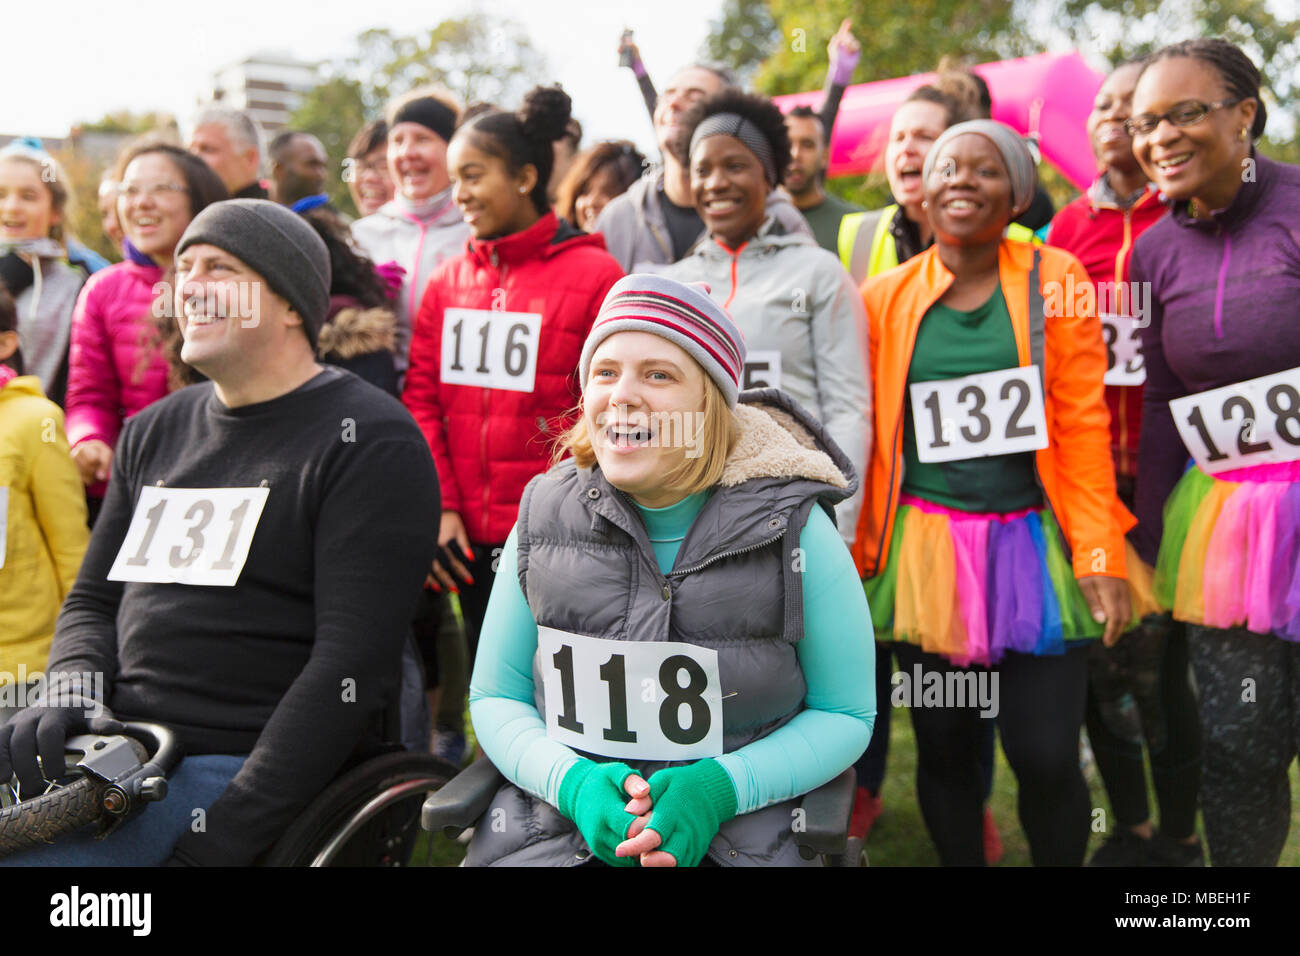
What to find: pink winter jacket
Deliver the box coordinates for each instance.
[65,261,171,453]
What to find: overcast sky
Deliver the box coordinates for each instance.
[3,0,729,154]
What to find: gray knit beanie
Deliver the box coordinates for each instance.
[176,199,331,347]
[922,120,1037,217]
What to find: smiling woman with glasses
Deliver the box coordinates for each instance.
[1126,37,1300,867]
[63,142,226,515]
[1123,99,1241,138]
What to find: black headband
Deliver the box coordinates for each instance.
[392,98,457,143]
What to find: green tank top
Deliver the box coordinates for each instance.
[901,287,1043,513]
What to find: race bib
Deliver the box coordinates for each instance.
[538,627,724,761]
[440,308,541,392]
[107,487,269,586]
[741,350,783,391]
[1170,367,1300,475]
[0,487,8,570]
[910,366,1049,463]
[1101,313,1145,386]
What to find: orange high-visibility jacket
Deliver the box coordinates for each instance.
[851,239,1135,582]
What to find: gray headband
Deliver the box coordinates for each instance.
[922,120,1037,216]
[689,112,777,184]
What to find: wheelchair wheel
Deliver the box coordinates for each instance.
[0,776,105,856]
[263,751,458,867]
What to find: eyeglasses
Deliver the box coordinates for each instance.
[116,181,189,200]
[1124,99,1241,138]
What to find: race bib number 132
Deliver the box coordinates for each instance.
[909,366,1049,463]
[1170,366,1300,474]
[539,627,724,761]
[108,487,269,586]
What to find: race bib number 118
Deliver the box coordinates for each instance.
[108,487,269,586]
[538,627,724,761]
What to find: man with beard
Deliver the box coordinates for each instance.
[784,106,864,256]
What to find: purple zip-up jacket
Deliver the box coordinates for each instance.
[1130,152,1300,564]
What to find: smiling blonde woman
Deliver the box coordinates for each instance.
[464,273,875,867]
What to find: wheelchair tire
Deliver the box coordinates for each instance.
[0,776,106,857]
[262,751,458,867]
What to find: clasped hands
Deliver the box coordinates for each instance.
[614,773,676,867]
[560,759,734,868]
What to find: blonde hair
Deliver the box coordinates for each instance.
[554,375,740,497]
[0,150,73,244]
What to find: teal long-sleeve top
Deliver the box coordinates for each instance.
[467,489,876,815]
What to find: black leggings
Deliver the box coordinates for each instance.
[1084,618,1200,838]
[896,642,1091,866]
[855,643,996,800]
[1187,624,1300,866]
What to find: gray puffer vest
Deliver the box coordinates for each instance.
[465,389,858,866]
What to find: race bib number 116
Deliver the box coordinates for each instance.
[539,627,724,761]
[108,487,269,586]
[440,308,541,392]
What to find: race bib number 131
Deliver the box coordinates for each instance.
[539,627,724,761]
[108,487,269,586]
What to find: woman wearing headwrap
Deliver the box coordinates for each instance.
[854,120,1144,866]
[663,90,870,549]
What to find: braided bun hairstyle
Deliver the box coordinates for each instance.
[459,84,574,213]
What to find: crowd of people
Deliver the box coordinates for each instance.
[0,22,1297,868]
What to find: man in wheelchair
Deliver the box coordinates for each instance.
[0,200,439,866]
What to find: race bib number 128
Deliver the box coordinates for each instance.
[909,366,1049,463]
[539,627,724,761]
[1170,367,1300,474]
[440,308,541,392]
[108,487,269,586]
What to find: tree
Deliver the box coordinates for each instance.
[79,111,179,137]
[1045,0,1300,158]
[730,1,1035,208]
[701,0,782,83]
[704,0,1299,207]
[290,14,549,216]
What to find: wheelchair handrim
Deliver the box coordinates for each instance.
[309,775,447,867]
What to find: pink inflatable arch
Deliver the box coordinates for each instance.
[774,52,1105,189]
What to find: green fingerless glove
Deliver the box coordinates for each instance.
[645,759,739,867]
[557,759,639,867]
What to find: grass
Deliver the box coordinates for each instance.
[409,704,1300,867]
[866,707,1300,866]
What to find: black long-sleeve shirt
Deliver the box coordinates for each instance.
[49,366,439,864]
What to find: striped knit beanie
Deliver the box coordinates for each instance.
[580,274,747,407]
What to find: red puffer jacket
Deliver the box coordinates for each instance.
[403,212,624,544]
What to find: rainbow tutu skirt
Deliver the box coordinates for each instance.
[1154,460,1300,641]
[864,493,1158,667]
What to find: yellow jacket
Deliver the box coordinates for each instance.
[0,375,88,679]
